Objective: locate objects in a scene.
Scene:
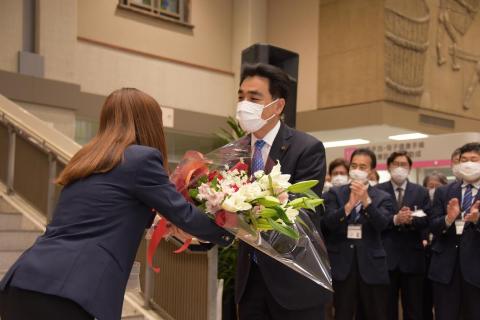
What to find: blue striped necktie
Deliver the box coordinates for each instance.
[252,140,266,173]
[251,139,266,264]
[462,184,473,217]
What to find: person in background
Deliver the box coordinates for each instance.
[421,171,448,320]
[377,151,430,320]
[323,148,393,320]
[451,148,462,181]
[329,158,350,188]
[369,170,380,187]
[429,142,480,320]
[424,172,449,202]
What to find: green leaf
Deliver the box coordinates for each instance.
[273,205,293,225]
[188,188,199,199]
[260,207,278,219]
[287,180,319,193]
[255,196,280,207]
[267,217,300,240]
[302,189,320,199]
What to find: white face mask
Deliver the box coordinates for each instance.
[428,188,435,201]
[349,169,369,183]
[390,167,409,184]
[369,180,378,187]
[452,164,462,180]
[236,99,278,133]
[331,175,349,187]
[458,161,480,182]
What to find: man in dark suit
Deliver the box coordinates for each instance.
[377,151,430,320]
[323,148,393,320]
[235,63,331,319]
[429,142,480,320]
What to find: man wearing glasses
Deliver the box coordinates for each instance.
[377,151,431,320]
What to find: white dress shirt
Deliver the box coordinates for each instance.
[391,180,408,203]
[251,120,281,165]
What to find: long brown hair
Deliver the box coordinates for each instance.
[57,88,169,185]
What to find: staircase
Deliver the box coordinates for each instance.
[0,184,145,320]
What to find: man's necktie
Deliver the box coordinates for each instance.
[252,140,266,173]
[462,184,473,217]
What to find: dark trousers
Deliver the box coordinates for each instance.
[422,247,434,320]
[238,262,325,320]
[432,257,480,320]
[387,269,424,320]
[0,286,93,320]
[332,253,388,320]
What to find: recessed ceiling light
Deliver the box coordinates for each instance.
[323,139,370,148]
[388,133,428,141]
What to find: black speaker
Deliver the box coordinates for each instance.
[241,43,299,128]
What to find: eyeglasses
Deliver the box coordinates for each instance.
[390,161,410,168]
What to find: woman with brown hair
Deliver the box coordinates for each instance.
[0,88,232,320]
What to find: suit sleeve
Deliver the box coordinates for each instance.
[429,186,451,236]
[293,140,326,227]
[363,193,394,232]
[294,140,326,196]
[323,189,348,231]
[133,149,232,246]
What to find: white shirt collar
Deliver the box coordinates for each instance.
[251,120,281,148]
[391,180,408,191]
[462,181,480,189]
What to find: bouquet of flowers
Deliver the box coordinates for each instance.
[149,139,333,291]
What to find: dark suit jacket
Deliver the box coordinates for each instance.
[0,145,232,320]
[377,181,430,273]
[323,184,394,285]
[428,181,480,288]
[235,122,332,310]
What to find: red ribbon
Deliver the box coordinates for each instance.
[147,217,194,273]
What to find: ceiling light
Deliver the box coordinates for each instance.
[323,139,370,148]
[388,133,428,141]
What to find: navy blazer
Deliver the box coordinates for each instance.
[323,184,394,285]
[377,181,430,273]
[235,123,332,310]
[0,145,232,320]
[428,181,480,288]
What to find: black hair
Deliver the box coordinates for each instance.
[328,158,350,176]
[459,142,480,156]
[350,148,377,169]
[387,151,413,167]
[240,63,290,100]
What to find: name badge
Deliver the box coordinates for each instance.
[347,224,362,239]
[455,220,465,235]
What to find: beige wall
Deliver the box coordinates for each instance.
[78,0,233,72]
[37,0,77,83]
[267,0,321,112]
[75,40,235,117]
[317,0,385,109]
[0,0,23,73]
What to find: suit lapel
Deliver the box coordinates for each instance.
[384,182,398,211]
[265,122,293,174]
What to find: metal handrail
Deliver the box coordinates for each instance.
[0,94,81,164]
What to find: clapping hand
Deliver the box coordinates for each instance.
[446,198,461,225]
[396,207,413,225]
[464,200,480,224]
